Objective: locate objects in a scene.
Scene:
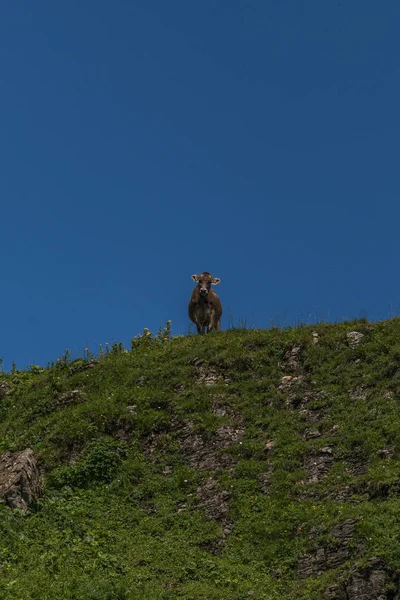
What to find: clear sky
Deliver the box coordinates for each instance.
[1,1,399,369]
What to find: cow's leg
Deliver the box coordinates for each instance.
[196,321,206,334]
[208,310,216,332]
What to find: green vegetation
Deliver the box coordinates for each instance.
[1,319,400,599]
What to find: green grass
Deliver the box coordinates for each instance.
[1,319,400,598]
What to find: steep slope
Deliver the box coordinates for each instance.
[1,320,400,599]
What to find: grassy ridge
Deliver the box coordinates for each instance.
[1,319,400,599]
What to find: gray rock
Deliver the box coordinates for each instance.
[346,558,389,600]
[0,381,13,398]
[57,389,84,407]
[347,331,364,349]
[0,449,42,513]
[297,520,356,579]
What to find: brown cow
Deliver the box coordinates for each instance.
[188,272,222,334]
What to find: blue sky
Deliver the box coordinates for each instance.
[1,1,399,368]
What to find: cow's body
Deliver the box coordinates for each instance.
[188,272,222,334]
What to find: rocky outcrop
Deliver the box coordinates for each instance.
[0,449,42,513]
[179,420,244,471]
[0,380,13,398]
[284,344,303,370]
[197,476,233,554]
[297,519,357,578]
[191,357,232,386]
[347,331,364,349]
[303,445,334,484]
[68,361,97,377]
[325,557,399,599]
[57,389,85,408]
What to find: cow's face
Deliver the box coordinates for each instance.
[191,272,221,300]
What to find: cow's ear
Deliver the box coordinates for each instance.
[191,274,199,282]
[212,277,221,285]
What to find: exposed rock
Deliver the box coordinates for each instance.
[300,408,326,424]
[332,484,357,503]
[0,449,42,513]
[197,476,230,522]
[347,331,364,349]
[345,448,368,476]
[57,389,85,408]
[211,397,238,419]
[324,557,400,599]
[284,344,302,370]
[350,386,367,401]
[197,367,224,386]
[190,356,204,367]
[303,428,322,441]
[192,359,231,386]
[173,383,185,393]
[197,476,233,553]
[179,420,245,471]
[297,547,327,578]
[304,446,334,484]
[0,381,13,398]
[259,462,274,494]
[68,361,97,377]
[331,518,356,543]
[324,583,345,599]
[213,405,229,418]
[345,557,393,600]
[279,375,304,390]
[377,446,395,460]
[312,331,319,345]
[297,520,356,579]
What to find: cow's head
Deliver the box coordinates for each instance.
[191,272,221,299]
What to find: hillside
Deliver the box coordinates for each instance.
[1,319,400,599]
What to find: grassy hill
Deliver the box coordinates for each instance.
[1,319,400,599]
